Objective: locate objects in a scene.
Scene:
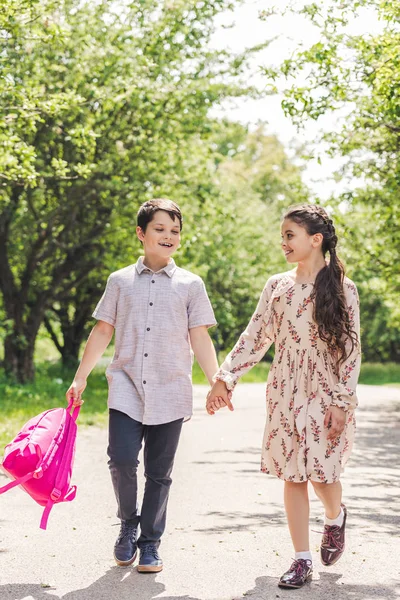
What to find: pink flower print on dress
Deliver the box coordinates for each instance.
[272,458,283,478]
[296,294,313,318]
[287,320,301,344]
[285,449,294,465]
[294,404,303,419]
[307,391,317,406]
[274,309,284,336]
[265,428,279,450]
[280,378,287,397]
[280,411,293,437]
[339,438,350,465]
[288,386,299,412]
[345,281,358,300]
[271,280,279,293]
[308,321,318,348]
[314,457,328,483]
[231,336,245,360]
[325,434,341,459]
[273,374,278,389]
[268,400,279,422]
[340,358,358,385]
[310,415,321,443]
[286,287,295,306]
[299,348,306,369]
[317,370,333,397]
[348,304,356,328]
[320,396,329,415]
[277,336,288,365]
[231,361,258,375]
[322,349,330,372]
[250,317,268,355]
[281,438,294,465]
[287,354,296,380]
[307,356,316,380]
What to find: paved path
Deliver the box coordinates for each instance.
[0,384,399,600]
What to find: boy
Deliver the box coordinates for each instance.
[66,199,220,573]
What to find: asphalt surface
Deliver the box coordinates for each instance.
[0,383,399,600]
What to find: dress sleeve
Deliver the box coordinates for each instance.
[214,279,275,391]
[331,281,361,411]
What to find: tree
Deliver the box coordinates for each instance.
[0,0,263,381]
[262,0,400,360]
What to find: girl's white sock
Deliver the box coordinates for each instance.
[324,506,344,527]
[295,551,312,562]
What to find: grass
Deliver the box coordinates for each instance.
[0,360,399,448]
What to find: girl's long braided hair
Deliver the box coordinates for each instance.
[283,204,358,365]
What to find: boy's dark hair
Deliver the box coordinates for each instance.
[283,204,358,365]
[137,198,183,232]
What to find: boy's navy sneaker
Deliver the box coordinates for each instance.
[114,520,138,566]
[137,543,163,573]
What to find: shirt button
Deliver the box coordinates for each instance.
[149,302,153,306]
[151,280,155,283]
[144,353,148,357]
[146,327,150,331]
[143,380,146,384]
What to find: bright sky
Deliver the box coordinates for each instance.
[210,0,380,199]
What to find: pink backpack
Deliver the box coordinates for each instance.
[0,400,80,530]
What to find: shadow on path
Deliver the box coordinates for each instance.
[0,568,200,600]
[240,572,398,600]
[2,569,397,600]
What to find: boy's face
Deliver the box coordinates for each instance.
[136,210,181,258]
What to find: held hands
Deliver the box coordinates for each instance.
[324,405,346,440]
[66,378,87,408]
[206,380,234,415]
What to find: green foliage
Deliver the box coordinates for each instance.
[0,0,266,379]
[264,0,400,361]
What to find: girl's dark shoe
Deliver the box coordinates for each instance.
[320,504,347,566]
[114,520,138,566]
[137,543,163,573]
[278,559,313,588]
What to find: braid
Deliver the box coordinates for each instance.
[283,204,358,365]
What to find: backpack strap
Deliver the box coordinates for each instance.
[67,400,81,422]
[39,485,77,530]
[0,470,36,494]
[39,410,79,531]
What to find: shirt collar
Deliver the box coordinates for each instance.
[135,256,176,278]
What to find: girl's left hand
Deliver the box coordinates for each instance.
[324,405,346,439]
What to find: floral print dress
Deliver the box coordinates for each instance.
[216,272,361,484]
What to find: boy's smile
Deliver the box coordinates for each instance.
[136,209,181,268]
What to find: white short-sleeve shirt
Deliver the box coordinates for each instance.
[92,257,217,425]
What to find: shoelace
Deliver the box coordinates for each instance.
[288,559,311,576]
[313,525,344,551]
[117,522,137,542]
[141,544,159,559]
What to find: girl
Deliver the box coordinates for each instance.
[207,204,361,589]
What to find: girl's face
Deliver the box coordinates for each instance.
[136,210,181,257]
[281,218,323,263]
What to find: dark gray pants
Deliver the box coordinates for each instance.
[107,409,183,547]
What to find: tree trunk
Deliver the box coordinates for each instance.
[60,332,82,369]
[4,334,36,383]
